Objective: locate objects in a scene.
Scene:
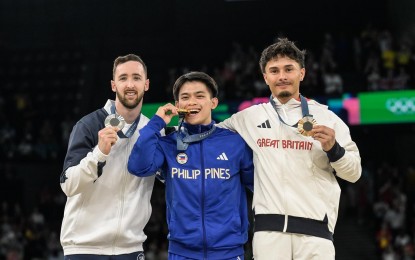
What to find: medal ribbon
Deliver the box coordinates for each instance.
[269,94,312,128]
[176,118,216,151]
[110,102,141,138]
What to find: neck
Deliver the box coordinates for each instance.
[115,102,142,124]
[184,119,212,126]
[277,97,290,104]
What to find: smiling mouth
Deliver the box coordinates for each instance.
[188,109,199,114]
[125,91,137,96]
[177,109,200,116]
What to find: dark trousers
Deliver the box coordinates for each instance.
[168,252,243,260]
[64,251,144,260]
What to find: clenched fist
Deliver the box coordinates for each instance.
[98,126,120,155]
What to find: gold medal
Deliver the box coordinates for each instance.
[104,114,125,130]
[165,108,189,116]
[298,116,316,136]
[177,108,189,116]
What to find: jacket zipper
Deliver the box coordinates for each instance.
[200,140,207,259]
[111,140,128,253]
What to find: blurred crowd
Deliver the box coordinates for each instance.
[371,162,415,259]
[1,25,414,163]
[0,163,65,259]
[1,24,415,259]
[164,25,415,101]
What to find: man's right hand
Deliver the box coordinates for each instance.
[98,126,119,155]
[156,103,180,125]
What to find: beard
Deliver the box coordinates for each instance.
[116,90,143,109]
[277,90,293,99]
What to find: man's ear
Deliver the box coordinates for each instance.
[144,79,150,91]
[111,80,116,92]
[300,68,306,81]
[263,73,269,85]
[211,97,218,110]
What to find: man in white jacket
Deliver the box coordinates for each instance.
[219,38,362,259]
[60,54,155,259]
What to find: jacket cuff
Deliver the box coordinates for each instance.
[325,141,345,162]
[148,115,167,130]
[93,146,108,162]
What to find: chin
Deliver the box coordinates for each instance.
[186,118,206,125]
[124,101,139,110]
[278,91,293,99]
[185,118,199,125]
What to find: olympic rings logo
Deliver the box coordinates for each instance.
[385,97,415,114]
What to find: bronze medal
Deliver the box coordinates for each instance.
[298,116,316,136]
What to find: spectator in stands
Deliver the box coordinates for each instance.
[322,66,344,97]
[367,66,381,91]
[59,54,155,259]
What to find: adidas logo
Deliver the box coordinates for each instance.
[257,119,271,128]
[217,152,228,160]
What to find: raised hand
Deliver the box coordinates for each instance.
[156,103,183,125]
[312,125,336,152]
[98,126,119,155]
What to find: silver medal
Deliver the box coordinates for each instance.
[104,114,125,130]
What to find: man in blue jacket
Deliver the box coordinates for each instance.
[128,71,254,260]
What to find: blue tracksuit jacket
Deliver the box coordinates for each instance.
[128,115,254,259]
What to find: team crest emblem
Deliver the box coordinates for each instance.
[176,152,188,164]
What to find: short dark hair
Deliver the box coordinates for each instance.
[172,71,218,101]
[113,54,147,78]
[259,38,306,73]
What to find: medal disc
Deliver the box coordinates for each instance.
[176,108,189,118]
[298,116,317,136]
[177,108,189,116]
[105,114,125,130]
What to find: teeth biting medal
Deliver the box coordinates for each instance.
[165,108,189,116]
[177,108,190,116]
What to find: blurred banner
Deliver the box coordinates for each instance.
[141,90,415,126]
[359,90,415,125]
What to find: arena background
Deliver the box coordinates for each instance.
[1,0,415,259]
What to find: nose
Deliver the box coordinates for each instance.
[278,71,287,80]
[126,79,135,88]
[187,96,197,105]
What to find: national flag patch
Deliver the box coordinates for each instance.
[176,152,188,164]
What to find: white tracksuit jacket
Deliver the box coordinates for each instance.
[219,97,361,239]
[60,100,155,255]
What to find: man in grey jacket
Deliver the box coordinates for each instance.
[60,54,154,259]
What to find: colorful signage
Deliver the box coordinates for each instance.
[141,90,415,126]
[359,90,415,124]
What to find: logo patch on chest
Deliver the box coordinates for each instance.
[176,152,188,164]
